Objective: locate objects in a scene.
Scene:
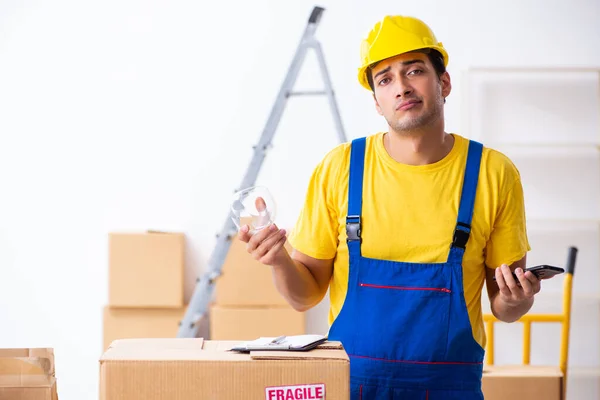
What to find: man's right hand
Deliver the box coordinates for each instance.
[237,197,335,312]
[238,223,289,267]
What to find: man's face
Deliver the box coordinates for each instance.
[370,52,451,133]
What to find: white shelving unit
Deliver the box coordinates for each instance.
[462,66,600,400]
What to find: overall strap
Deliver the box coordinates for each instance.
[448,140,483,264]
[346,137,366,257]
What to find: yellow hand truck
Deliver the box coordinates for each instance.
[483,246,578,398]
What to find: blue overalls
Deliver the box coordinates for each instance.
[328,137,486,399]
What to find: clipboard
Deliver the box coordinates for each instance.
[229,334,328,353]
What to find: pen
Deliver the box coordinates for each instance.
[270,336,286,345]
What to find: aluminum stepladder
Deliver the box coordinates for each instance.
[177,5,347,338]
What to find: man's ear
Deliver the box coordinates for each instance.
[440,71,451,99]
[373,93,384,116]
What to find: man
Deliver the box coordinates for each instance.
[239,15,542,399]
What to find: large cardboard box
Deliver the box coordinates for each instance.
[99,338,349,400]
[103,306,186,350]
[109,231,185,307]
[210,304,305,340]
[214,237,290,306]
[482,365,563,400]
[0,348,58,400]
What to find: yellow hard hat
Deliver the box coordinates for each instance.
[358,15,449,91]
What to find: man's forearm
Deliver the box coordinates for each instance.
[490,292,534,323]
[270,258,324,312]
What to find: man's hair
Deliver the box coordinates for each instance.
[366,49,446,91]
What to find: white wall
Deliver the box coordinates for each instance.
[1,0,599,399]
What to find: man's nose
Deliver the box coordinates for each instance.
[395,77,413,98]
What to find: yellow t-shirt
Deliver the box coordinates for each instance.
[287,132,530,349]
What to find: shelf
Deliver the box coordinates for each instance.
[569,367,600,377]
[483,142,600,151]
[526,218,600,233]
[488,141,600,158]
[467,66,600,73]
[503,149,600,220]
[532,292,600,302]
[463,66,600,377]
[526,218,600,224]
[525,219,599,296]
[482,292,600,312]
[462,68,600,146]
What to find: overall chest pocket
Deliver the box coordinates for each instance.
[352,275,452,363]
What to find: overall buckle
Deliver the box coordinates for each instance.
[346,215,361,242]
[452,223,471,249]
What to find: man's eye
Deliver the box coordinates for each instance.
[378,77,390,85]
[408,69,423,75]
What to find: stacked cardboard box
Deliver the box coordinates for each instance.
[0,348,58,399]
[99,338,350,400]
[482,365,564,400]
[102,231,187,350]
[210,235,305,339]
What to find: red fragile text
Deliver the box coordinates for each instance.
[265,384,325,400]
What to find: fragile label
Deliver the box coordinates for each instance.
[265,383,325,400]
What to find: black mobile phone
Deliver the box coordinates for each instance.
[492,265,565,282]
[525,265,565,279]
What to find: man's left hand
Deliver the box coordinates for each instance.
[495,264,541,307]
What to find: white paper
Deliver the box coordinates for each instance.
[231,334,326,351]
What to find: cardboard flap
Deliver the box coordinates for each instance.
[315,341,343,350]
[250,342,348,361]
[483,365,563,377]
[146,230,184,236]
[0,349,54,376]
[101,338,222,362]
[0,348,55,387]
[109,338,204,350]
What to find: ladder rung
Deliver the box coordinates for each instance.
[288,90,327,96]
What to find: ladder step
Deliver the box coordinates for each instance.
[288,90,328,96]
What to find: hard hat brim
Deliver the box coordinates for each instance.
[358,45,449,91]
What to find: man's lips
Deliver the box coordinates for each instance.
[396,100,422,111]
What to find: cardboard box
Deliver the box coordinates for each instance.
[109,231,185,307]
[214,236,290,306]
[103,306,186,350]
[99,338,349,400]
[482,365,563,400]
[210,304,305,340]
[0,348,58,400]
